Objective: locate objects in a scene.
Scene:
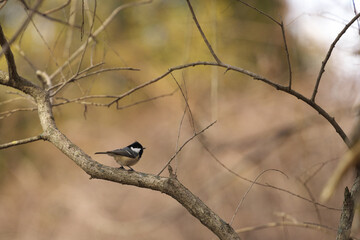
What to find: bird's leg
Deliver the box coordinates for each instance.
[118,166,125,170]
[127,166,134,171]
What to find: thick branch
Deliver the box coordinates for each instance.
[0,25,19,80]
[0,27,42,97]
[36,93,239,239]
[336,187,354,240]
[0,25,240,240]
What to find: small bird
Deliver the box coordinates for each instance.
[95,141,145,171]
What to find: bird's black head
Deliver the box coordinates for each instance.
[128,141,145,157]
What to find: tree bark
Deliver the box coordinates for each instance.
[0,24,240,240]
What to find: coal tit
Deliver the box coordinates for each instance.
[95,141,145,171]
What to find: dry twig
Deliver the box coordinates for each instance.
[311,12,360,102]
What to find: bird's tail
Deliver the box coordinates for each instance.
[95,152,108,154]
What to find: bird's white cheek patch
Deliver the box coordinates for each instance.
[131,147,141,153]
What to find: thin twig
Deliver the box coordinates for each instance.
[49,0,152,81]
[235,220,336,234]
[107,60,348,146]
[235,1,292,89]
[170,73,195,173]
[302,182,322,224]
[280,22,292,89]
[76,0,97,75]
[171,73,196,131]
[21,1,80,28]
[0,97,22,106]
[116,91,177,110]
[199,141,340,211]
[15,45,38,72]
[157,121,217,176]
[311,12,360,102]
[0,107,37,119]
[230,169,288,225]
[50,65,139,97]
[53,90,176,109]
[80,0,85,40]
[27,8,68,84]
[0,135,44,149]
[174,107,187,173]
[235,0,280,25]
[0,0,7,11]
[1,90,171,118]
[352,0,360,35]
[49,62,104,92]
[185,0,221,64]
[143,61,352,146]
[44,0,71,14]
[73,66,140,81]
[0,0,43,58]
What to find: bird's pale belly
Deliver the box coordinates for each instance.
[114,155,140,166]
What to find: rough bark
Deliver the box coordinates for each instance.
[0,24,240,240]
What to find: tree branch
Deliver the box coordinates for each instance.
[336,187,354,240]
[0,0,43,58]
[49,0,152,81]
[0,23,240,240]
[0,135,44,149]
[236,220,336,234]
[157,121,217,176]
[185,0,221,64]
[122,61,350,147]
[311,12,360,102]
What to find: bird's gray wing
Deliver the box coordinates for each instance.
[108,147,136,158]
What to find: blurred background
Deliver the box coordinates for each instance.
[0,0,359,239]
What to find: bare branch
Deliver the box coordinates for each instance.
[44,0,71,14]
[236,220,336,234]
[0,135,44,149]
[0,0,7,11]
[105,60,350,146]
[302,182,322,224]
[140,61,351,146]
[185,0,221,64]
[0,21,240,239]
[171,73,196,131]
[336,187,355,240]
[49,0,152,81]
[157,121,217,176]
[36,70,52,89]
[53,90,176,109]
[76,0,97,74]
[115,90,176,110]
[199,141,340,211]
[0,26,19,80]
[0,0,43,58]
[235,0,280,25]
[0,107,37,120]
[230,169,288,225]
[20,0,80,28]
[280,22,293,89]
[311,12,360,102]
[170,73,195,174]
[50,66,139,96]
[235,1,292,89]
